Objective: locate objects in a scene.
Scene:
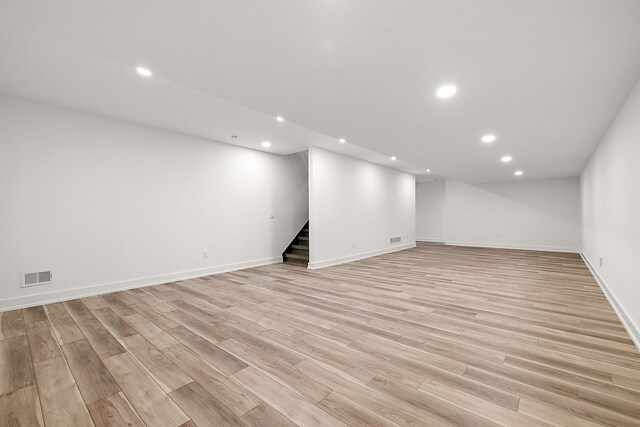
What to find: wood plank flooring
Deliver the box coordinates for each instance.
[1,243,639,426]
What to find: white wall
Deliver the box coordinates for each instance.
[581,78,640,347]
[308,147,415,269]
[0,95,308,310]
[415,180,446,242]
[445,178,581,252]
[416,177,581,252]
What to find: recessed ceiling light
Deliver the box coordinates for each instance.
[261,141,271,148]
[501,155,512,163]
[136,67,152,77]
[482,135,496,143]
[391,156,397,160]
[339,138,346,143]
[276,116,284,122]
[436,85,457,98]
[514,170,523,176]
[426,169,431,173]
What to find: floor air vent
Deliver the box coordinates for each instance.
[21,270,53,288]
[390,236,402,244]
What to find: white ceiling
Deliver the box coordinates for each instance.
[1,0,639,183]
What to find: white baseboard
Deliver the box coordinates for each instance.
[445,240,579,253]
[416,238,446,243]
[308,243,416,270]
[580,253,640,352]
[0,256,282,312]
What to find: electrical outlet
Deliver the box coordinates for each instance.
[203,251,208,259]
[599,257,604,267]
[352,242,356,248]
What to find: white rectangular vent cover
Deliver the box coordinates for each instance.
[390,236,402,244]
[21,270,53,288]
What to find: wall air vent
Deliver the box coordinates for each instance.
[390,236,402,244]
[21,270,53,288]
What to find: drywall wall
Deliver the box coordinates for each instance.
[581,77,640,348]
[308,147,415,269]
[444,178,581,252]
[415,180,446,242]
[416,177,581,252]
[0,95,309,310]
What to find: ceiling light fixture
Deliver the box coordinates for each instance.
[514,171,523,176]
[501,155,512,163]
[276,116,284,122]
[261,141,271,148]
[482,135,496,143]
[436,85,457,98]
[339,138,346,143]
[391,156,397,160]
[426,169,431,173]
[136,67,152,77]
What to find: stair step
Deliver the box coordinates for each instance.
[282,221,309,266]
[285,257,308,266]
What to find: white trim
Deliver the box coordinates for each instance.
[445,240,579,253]
[308,243,416,270]
[0,257,282,312]
[580,253,640,352]
[416,238,446,243]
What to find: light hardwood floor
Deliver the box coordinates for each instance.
[1,243,640,426]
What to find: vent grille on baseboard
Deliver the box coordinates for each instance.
[21,270,53,288]
[390,236,402,244]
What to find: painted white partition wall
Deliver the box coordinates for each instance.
[308,147,415,269]
[415,180,446,242]
[0,95,309,310]
[445,178,581,252]
[581,77,640,348]
[415,177,581,252]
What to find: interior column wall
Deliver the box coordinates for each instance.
[415,180,446,242]
[309,147,416,269]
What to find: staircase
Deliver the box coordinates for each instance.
[283,222,309,266]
